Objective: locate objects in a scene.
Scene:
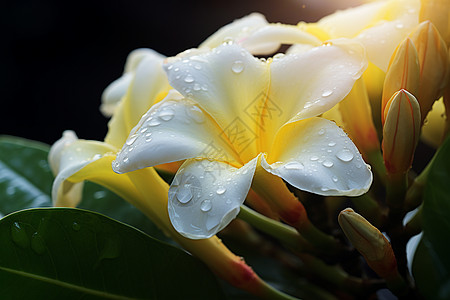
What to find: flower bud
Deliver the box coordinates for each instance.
[382,90,421,175]
[338,208,397,278]
[409,21,448,123]
[381,38,420,124]
[420,0,450,46]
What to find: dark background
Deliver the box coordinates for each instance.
[1,0,361,146]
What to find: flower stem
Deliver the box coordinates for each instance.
[238,205,313,253]
[367,149,386,185]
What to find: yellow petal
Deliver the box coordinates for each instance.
[420,0,450,45]
[421,97,446,148]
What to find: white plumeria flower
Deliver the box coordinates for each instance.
[112,39,373,239]
[99,13,310,120]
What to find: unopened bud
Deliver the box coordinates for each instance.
[409,21,448,123]
[420,0,450,46]
[382,38,420,124]
[338,208,397,278]
[382,90,421,175]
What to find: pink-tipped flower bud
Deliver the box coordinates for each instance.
[338,208,398,279]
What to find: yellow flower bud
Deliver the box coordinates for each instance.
[381,38,420,124]
[338,208,398,279]
[420,0,450,46]
[409,21,448,123]
[382,90,421,175]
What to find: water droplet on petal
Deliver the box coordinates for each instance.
[322,160,334,168]
[322,90,333,97]
[125,134,138,146]
[158,109,175,121]
[122,157,129,163]
[176,186,193,204]
[184,74,194,83]
[273,53,285,60]
[332,176,339,182]
[147,118,161,127]
[187,105,205,123]
[231,60,244,74]
[216,187,226,195]
[395,23,404,29]
[336,149,354,162]
[310,156,319,161]
[284,161,304,170]
[140,127,148,133]
[328,141,336,147]
[193,83,201,91]
[318,128,325,135]
[200,200,212,212]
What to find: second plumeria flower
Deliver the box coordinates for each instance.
[113,40,373,239]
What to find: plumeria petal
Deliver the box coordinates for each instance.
[199,13,279,54]
[50,133,117,207]
[262,117,372,196]
[240,24,321,54]
[113,90,242,174]
[261,39,367,151]
[164,43,269,161]
[168,156,259,239]
[100,48,165,117]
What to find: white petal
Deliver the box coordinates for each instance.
[262,118,372,196]
[164,43,268,161]
[50,135,117,207]
[100,48,165,117]
[100,73,132,116]
[113,91,242,174]
[123,52,169,130]
[240,24,321,54]
[262,39,367,150]
[199,13,273,53]
[406,232,423,276]
[168,156,258,239]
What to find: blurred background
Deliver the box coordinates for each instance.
[1,0,362,145]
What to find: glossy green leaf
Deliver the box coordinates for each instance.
[0,208,225,299]
[0,136,53,216]
[0,136,169,242]
[418,135,450,299]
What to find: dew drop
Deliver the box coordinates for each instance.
[125,134,138,146]
[322,160,334,168]
[395,23,404,29]
[321,90,333,97]
[194,64,202,70]
[140,127,148,133]
[318,128,325,135]
[193,83,201,91]
[200,200,212,212]
[336,149,354,162]
[273,53,285,60]
[187,105,205,123]
[72,222,81,231]
[122,157,129,163]
[284,161,304,170]
[184,74,194,83]
[158,109,175,121]
[328,141,336,147]
[148,118,161,127]
[176,186,193,204]
[231,60,244,74]
[31,232,46,255]
[332,176,339,182]
[310,156,319,161]
[11,222,29,249]
[216,187,226,195]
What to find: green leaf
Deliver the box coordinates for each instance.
[0,208,225,299]
[419,135,450,299]
[0,136,170,242]
[78,182,171,243]
[0,136,53,216]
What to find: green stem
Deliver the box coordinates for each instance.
[367,149,386,185]
[351,193,384,228]
[238,205,313,253]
